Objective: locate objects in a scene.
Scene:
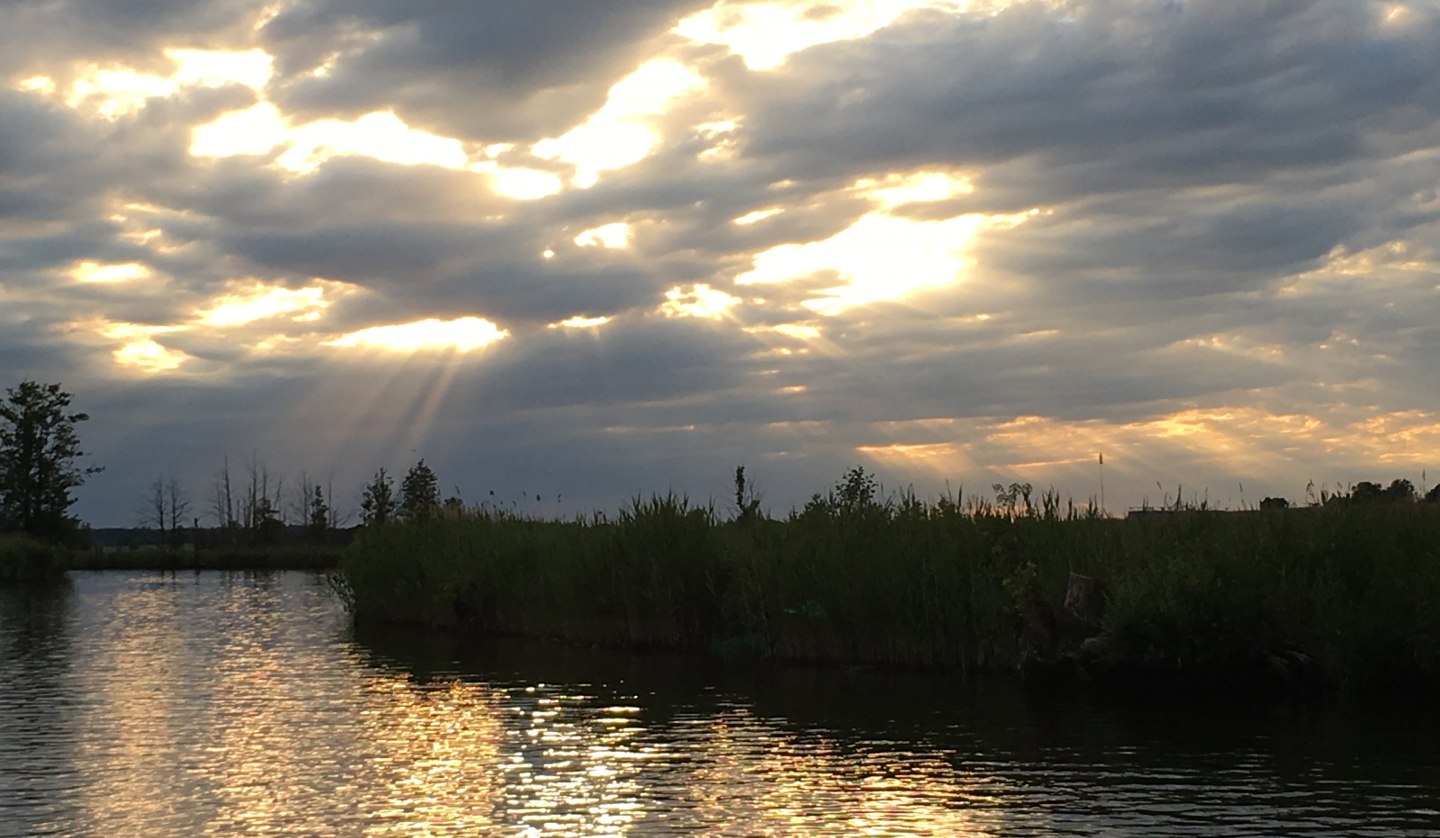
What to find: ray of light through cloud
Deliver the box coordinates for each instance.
[2,0,1438,524]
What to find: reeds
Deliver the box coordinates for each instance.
[340,475,1440,690]
[0,533,68,584]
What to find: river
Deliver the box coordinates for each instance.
[1,571,1437,836]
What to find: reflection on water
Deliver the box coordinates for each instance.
[2,571,1439,836]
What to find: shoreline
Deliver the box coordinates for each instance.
[335,499,1440,698]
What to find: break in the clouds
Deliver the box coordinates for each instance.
[2,0,1439,525]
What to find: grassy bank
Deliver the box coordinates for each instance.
[68,544,343,572]
[0,533,69,584]
[339,487,1440,691]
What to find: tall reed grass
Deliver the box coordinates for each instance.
[0,533,68,584]
[339,479,1440,690]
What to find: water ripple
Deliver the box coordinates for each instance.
[2,572,1439,836]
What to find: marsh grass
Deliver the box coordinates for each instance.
[67,544,343,572]
[340,481,1440,690]
[0,533,69,584]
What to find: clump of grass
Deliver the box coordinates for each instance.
[339,470,1440,691]
[0,533,69,584]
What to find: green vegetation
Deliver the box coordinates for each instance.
[0,533,69,584]
[68,543,342,572]
[0,380,99,543]
[339,468,1440,692]
[0,381,98,581]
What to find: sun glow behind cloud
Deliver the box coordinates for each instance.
[70,261,152,284]
[660,284,742,320]
[63,48,272,118]
[79,319,190,374]
[190,102,564,200]
[550,315,614,330]
[325,317,510,353]
[732,168,1034,314]
[196,282,342,327]
[737,213,985,315]
[533,60,707,188]
[574,223,634,249]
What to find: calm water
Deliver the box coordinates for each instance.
[2,572,1438,836]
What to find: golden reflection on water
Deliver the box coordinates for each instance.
[38,573,998,835]
[11,573,1436,836]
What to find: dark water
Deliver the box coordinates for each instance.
[2,572,1438,836]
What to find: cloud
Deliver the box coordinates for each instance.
[261,0,713,140]
[2,0,1439,525]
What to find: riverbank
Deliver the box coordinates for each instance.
[67,545,342,571]
[338,492,1440,695]
[0,534,69,584]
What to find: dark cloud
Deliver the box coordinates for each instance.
[738,1,1440,191]
[0,0,266,76]
[262,0,712,140]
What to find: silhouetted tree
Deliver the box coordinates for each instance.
[1387,478,1417,503]
[400,460,440,522]
[361,468,396,526]
[1259,496,1290,510]
[804,466,883,518]
[1426,484,1440,504]
[307,484,329,542]
[1352,481,1385,503]
[0,381,100,540]
[252,494,283,544]
[211,456,238,531]
[1348,479,1419,505]
[733,465,761,522]
[167,476,190,543]
[137,475,189,545]
[141,477,169,532]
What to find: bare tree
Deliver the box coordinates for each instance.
[326,474,349,530]
[141,477,168,532]
[212,456,237,530]
[166,475,191,540]
[289,471,314,528]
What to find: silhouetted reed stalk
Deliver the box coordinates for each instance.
[339,477,1440,690]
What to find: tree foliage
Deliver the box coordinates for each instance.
[361,468,396,526]
[0,381,99,540]
[308,484,330,541]
[400,459,440,522]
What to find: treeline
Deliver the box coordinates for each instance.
[1303,477,1440,506]
[131,456,457,549]
[136,455,348,548]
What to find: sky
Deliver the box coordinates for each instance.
[3,0,1439,526]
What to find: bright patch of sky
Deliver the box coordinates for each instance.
[533,60,707,188]
[736,213,985,315]
[62,49,272,119]
[574,223,633,250]
[660,284,742,320]
[550,315,613,330]
[325,317,510,353]
[278,111,469,171]
[859,171,975,208]
[70,261,152,284]
[195,282,339,328]
[82,320,190,374]
[733,208,783,226]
